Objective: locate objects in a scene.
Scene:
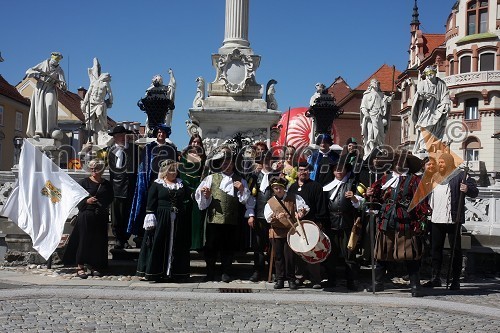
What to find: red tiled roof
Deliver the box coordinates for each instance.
[0,75,30,106]
[57,88,85,121]
[354,64,402,92]
[328,76,352,102]
[422,33,445,58]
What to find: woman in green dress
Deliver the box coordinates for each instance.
[136,160,191,282]
[179,134,207,250]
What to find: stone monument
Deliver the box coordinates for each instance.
[187,0,281,154]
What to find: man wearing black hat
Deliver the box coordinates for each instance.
[307,133,340,186]
[365,150,429,297]
[322,155,362,290]
[107,125,139,249]
[287,161,328,289]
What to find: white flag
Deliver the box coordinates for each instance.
[0,139,88,260]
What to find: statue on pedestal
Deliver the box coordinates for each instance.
[411,65,450,154]
[265,79,278,110]
[360,78,393,159]
[192,76,205,108]
[25,52,67,139]
[81,58,113,145]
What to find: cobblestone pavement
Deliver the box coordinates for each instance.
[0,264,499,332]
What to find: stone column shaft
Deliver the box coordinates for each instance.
[223,0,250,48]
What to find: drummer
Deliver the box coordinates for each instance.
[322,155,362,291]
[287,161,329,289]
[264,176,309,290]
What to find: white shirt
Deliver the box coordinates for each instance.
[264,193,310,223]
[195,172,250,211]
[323,173,361,209]
[429,182,453,224]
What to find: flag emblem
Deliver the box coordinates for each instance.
[41,180,62,204]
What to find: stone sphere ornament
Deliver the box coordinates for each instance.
[51,129,64,141]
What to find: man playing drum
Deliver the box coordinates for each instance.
[322,155,362,291]
[264,176,309,289]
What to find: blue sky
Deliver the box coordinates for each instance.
[1,0,455,148]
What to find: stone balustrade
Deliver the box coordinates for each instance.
[443,70,500,87]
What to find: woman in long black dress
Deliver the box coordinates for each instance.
[137,159,191,282]
[70,159,113,278]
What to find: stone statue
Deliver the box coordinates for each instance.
[309,82,326,106]
[192,76,205,108]
[411,65,450,154]
[81,58,113,144]
[165,68,176,126]
[139,73,174,137]
[25,52,67,139]
[360,78,393,159]
[265,79,278,110]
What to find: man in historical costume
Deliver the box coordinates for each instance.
[424,153,478,290]
[25,52,67,138]
[360,78,393,159]
[107,125,139,249]
[245,153,281,282]
[81,66,113,145]
[195,148,251,283]
[412,65,451,154]
[264,176,309,290]
[287,161,329,289]
[365,150,429,297]
[322,155,362,291]
[307,133,340,186]
[128,124,178,246]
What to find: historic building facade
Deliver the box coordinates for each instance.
[399,0,500,182]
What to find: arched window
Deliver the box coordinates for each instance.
[467,0,489,35]
[479,52,495,71]
[465,98,479,120]
[464,137,481,163]
[460,55,472,73]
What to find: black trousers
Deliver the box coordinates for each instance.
[430,222,462,280]
[111,197,132,245]
[204,224,239,276]
[323,228,359,283]
[251,218,270,273]
[272,238,295,281]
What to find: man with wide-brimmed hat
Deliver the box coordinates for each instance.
[107,125,138,249]
[365,149,429,297]
[195,147,251,283]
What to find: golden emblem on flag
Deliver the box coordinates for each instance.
[41,180,62,203]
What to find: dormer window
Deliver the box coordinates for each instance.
[467,0,489,35]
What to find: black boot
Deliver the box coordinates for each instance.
[366,265,385,292]
[274,280,284,289]
[410,273,424,297]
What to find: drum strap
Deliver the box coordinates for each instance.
[274,196,296,223]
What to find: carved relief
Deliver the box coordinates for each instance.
[465,198,489,223]
[216,48,256,93]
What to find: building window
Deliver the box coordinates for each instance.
[0,106,4,126]
[467,0,489,35]
[449,59,455,75]
[15,112,23,131]
[465,148,480,162]
[465,98,479,120]
[460,55,472,73]
[480,53,495,71]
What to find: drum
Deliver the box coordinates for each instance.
[287,220,331,264]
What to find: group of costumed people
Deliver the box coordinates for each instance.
[63,124,477,297]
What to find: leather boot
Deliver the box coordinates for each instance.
[366,265,385,292]
[410,273,423,297]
